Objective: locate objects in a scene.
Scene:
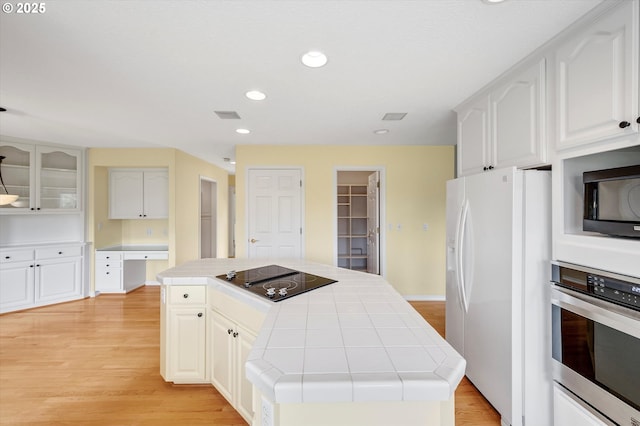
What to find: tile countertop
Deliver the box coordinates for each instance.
[157,258,466,405]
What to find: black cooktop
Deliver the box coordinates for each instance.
[217,265,337,302]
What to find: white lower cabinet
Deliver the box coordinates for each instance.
[161,284,266,423]
[210,309,257,423]
[160,285,208,384]
[0,244,83,314]
[553,383,613,426]
[169,307,207,382]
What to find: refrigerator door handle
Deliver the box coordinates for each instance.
[456,200,470,313]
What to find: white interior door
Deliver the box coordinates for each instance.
[247,169,302,259]
[366,172,380,274]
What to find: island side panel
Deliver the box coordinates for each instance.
[253,389,455,426]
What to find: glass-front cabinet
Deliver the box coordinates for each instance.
[0,142,82,212]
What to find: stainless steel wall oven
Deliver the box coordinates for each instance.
[551,262,640,425]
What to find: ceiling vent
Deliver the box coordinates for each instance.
[382,112,407,121]
[214,111,241,119]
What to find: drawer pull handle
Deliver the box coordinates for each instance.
[197,313,203,318]
[58,251,63,255]
[4,256,9,259]
[183,294,189,299]
[106,272,109,274]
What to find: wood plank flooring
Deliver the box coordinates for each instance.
[0,287,500,425]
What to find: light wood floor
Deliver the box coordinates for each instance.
[0,287,500,425]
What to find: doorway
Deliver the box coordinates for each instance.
[336,169,384,275]
[200,178,217,258]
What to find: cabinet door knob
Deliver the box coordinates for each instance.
[106,272,109,274]
[183,293,189,298]
[227,329,233,335]
[233,332,238,338]
[197,313,203,318]
[619,121,631,128]
[4,256,10,259]
[36,264,40,267]
[30,264,34,268]
[636,117,640,124]
[139,214,143,217]
[58,251,63,255]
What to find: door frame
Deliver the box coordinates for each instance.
[334,166,386,277]
[245,167,305,259]
[199,176,218,259]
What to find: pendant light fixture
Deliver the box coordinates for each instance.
[0,156,19,206]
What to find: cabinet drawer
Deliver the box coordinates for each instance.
[36,245,82,260]
[95,261,122,273]
[124,251,169,260]
[169,286,206,305]
[0,249,34,264]
[95,251,123,261]
[95,268,123,292]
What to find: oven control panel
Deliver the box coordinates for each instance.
[587,273,639,310]
[551,262,640,312]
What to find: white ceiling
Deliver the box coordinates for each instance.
[0,0,602,173]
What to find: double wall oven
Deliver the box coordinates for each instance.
[551,262,640,425]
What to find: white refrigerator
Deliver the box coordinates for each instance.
[445,167,552,426]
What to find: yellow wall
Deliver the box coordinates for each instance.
[174,149,229,264]
[87,148,228,288]
[235,145,454,297]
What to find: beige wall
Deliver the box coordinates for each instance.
[87,148,228,288]
[235,145,454,297]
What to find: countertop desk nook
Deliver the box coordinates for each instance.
[95,245,168,294]
[157,259,466,426]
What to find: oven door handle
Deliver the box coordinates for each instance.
[551,285,640,339]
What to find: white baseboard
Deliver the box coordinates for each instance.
[144,280,161,286]
[403,295,445,302]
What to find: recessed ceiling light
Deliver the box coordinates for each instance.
[374,129,389,135]
[481,0,507,4]
[246,90,266,101]
[236,128,250,134]
[301,51,328,68]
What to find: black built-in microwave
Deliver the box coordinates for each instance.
[583,165,640,238]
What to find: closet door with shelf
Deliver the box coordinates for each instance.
[336,184,368,271]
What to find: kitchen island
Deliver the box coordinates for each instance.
[157,259,465,426]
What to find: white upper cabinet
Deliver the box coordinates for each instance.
[109,168,169,219]
[457,96,491,176]
[457,59,547,176]
[555,0,639,150]
[491,59,547,169]
[0,142,82,213]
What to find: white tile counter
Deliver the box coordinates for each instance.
[158,259,465,426]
